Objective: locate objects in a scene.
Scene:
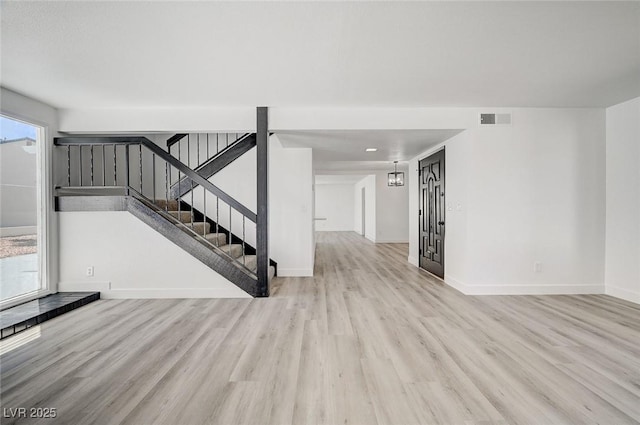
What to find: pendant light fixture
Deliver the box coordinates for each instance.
[388,161,404,187]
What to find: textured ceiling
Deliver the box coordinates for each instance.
[2,1,639,109]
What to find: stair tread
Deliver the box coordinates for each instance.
[166,210,192,222]
[203,232,227,246]
[217,244,243,259]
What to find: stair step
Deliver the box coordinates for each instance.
[167,210,192,223]
[203,232,227,246]
[186,222,210,234]
[241,255,276,280]
[218,244,243,259]
[154,199,180,210]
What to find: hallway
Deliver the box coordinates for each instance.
[1,232,639,424]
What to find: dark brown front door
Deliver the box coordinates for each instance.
[419,149,445,278]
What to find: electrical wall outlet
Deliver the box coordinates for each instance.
[533,262,542,273]
[86,266,94,277]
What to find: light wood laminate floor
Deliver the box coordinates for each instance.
[1,232,639,425]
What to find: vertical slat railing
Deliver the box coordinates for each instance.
[124,145,129,195]
[113,145,117,185]
[67,146,71,186]
[139,145,143,195]
[177,140,181,220]
[203,189,207,238]
[102,145,106,186]
[165,162,170,212]
[90,146,94,186]
[56,135,264,292]
[216,197,220,246]
[190,180,194,228]
[79,146,83,186]
[152,153,156,202]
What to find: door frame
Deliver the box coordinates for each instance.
[0,113,55,310]
[418,147,445,279]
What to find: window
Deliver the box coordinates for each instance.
[0,115,48,307]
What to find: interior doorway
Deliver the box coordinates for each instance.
[419,148,445,278]
[0,115,46,307]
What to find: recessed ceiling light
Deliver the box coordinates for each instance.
[365,148,377,152]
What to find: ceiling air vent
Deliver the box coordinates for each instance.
[479,113,512,126]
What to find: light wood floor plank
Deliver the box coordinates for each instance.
[1,231,639,424]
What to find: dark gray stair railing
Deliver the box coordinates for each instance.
[54,135,269,296]
[168,133,256,199]
[167,132,247,169]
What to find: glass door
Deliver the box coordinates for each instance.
[0,115,45,306]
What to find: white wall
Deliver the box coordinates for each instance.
[315,169,410,243]
[410,108,606,295]
[268,137,315,276]
[60,108,255,133]
[57,104,625,299]
[187,135,315,277]
[57,212,250,298]
[375,167,409,243]
[354,175,376,242]
[315,184,355,231]
[605,97,640,304]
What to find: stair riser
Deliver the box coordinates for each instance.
[168,211,192,223]
[204,233,227,246]
[219,244,244,259]
[187,222,210,234]
[155,200,180,211]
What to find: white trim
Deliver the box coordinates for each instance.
[605,285,640,305]
[276,268,314,277]
[442,275,603,296]
[99,288,251,299]
[364,234,376,243]
[407,256,418,267]
[0,226,37,237]
[375,239,409,244]
[417,141,448,163]
[443,275,468,294]
[463,284,604,296]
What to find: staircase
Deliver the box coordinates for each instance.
[154,198,275,281]
[54,108,273,297]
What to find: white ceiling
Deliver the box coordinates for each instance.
[277,129,460,170]
[1,1,639,109]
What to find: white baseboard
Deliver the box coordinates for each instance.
[277,268,314,277]
[442,275,604,296]
[605,285,640,304]
[443,275,468,294]
[407,256,418,267]
[463,283,603,296]
[0,226,37,237]
[364,234,376,243]
[99,287,251,299]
